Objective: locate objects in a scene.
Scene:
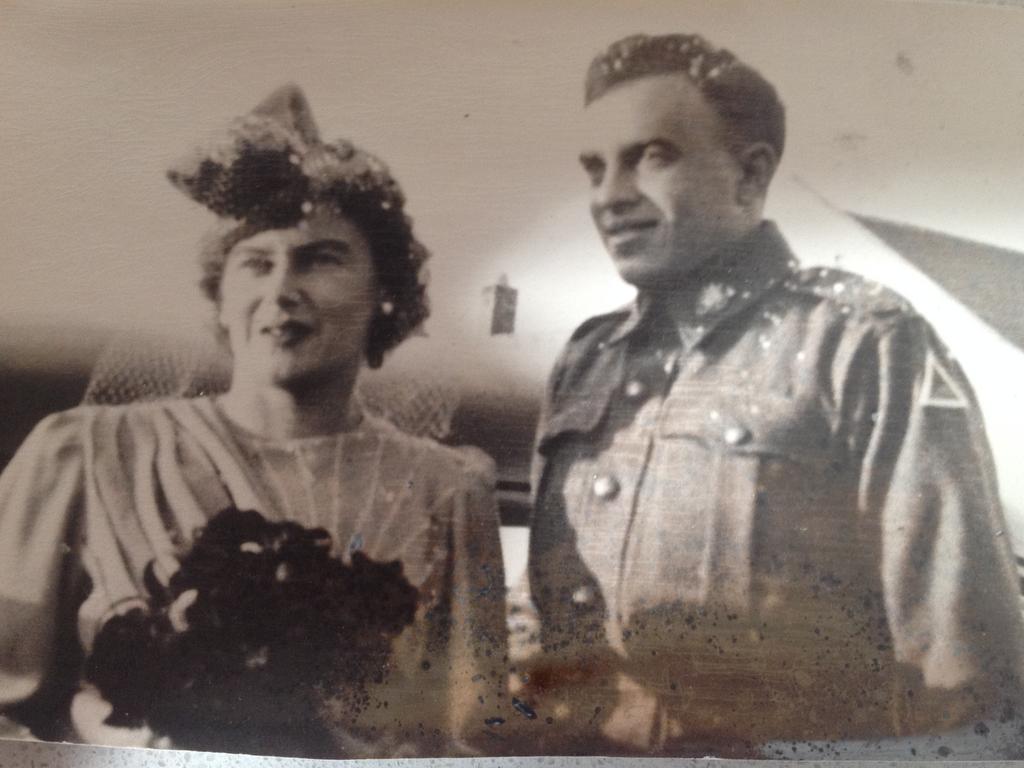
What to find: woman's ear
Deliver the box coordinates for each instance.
[735,142,778,209]
[364,299,388,371]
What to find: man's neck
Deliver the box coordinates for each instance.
[654,221,765,328]
[218,373,361,441]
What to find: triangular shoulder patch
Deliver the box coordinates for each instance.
[920,348,968,409]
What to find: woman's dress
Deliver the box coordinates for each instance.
[0,398,509,756]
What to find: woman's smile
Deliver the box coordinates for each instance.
[259,317,316,347]
[219,210,378,391]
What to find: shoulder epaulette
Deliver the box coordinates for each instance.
[785,266,916,319]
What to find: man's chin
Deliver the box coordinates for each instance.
[612,259,682,291]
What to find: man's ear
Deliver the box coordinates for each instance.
[735,142,778,209]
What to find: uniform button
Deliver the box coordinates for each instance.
[592,474,621,500]
[624,379,646,399]
[572,586,595,605]
[723,426,752,446]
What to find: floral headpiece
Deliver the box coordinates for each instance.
[168,84,431,368]
[167,83,405,229]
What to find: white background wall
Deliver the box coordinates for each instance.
[3,0,1023,345]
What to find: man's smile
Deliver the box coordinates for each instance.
[601,218,660,238]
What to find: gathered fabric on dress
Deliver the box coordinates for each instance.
[0,398,508,757]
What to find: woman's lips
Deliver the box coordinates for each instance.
[261,319,313,346]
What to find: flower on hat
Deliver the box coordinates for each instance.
[167,83,403,227]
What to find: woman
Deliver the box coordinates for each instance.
[0,85,509,757]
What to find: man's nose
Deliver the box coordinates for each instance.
[593,165,640,212]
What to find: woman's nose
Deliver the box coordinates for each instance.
[264,262,303,307]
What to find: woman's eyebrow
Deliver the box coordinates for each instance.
[296,239,352,255]
[231,244,273,257]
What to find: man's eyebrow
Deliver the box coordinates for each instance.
[578,151,604,166]
[642,138,678,151]
[626,138,679,158]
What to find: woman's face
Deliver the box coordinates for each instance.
[218,209,377,391]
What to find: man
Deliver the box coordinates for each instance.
[525,32,1024,756]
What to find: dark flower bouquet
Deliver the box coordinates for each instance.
[85,507,419,757]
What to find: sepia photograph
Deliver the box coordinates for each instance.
[2,0,1024,763]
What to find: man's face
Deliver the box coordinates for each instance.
[580,74,750,289]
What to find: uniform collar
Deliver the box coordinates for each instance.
[606,221,798,349]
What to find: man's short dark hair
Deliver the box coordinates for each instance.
[586,33,786,162]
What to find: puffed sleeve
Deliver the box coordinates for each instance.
[443,448,512,753]
[854,314,1024,723]
[0,411,89,739]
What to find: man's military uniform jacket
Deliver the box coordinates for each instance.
[528,222,1024,753]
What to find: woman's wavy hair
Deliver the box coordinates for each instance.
[169,84,430,369]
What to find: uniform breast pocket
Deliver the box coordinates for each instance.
[627,388,829,608]
[657,388,827,462]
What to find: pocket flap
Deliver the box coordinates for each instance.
[537,395,611,455]
[659,386,828,463]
